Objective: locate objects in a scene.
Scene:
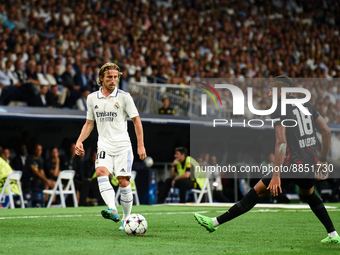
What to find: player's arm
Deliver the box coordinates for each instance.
[75,119,94,157]
[314,116,331,162]
[131,116,147,160]
[314,116,331,178]
[267,125,286,196]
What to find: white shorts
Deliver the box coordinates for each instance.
[95,149,133,177]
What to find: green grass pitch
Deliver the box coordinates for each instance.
[0,204,339,254]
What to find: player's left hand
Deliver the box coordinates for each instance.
[267,177,282,196]
[138,146,147,160]
[315,161,329,180]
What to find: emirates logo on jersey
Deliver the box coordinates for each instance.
[114,102,120,110]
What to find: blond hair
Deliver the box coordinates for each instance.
[97,62,122,86]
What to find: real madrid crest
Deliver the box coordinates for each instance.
[114,102,120,110]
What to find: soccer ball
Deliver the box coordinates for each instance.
[144,156,154,168]
[124,214,148,235]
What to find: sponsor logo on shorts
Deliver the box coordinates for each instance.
[120,168,125,172]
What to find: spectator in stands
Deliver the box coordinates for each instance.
[29,143,55,193]
[74,64,89,91]
[119,69,129,92]
[10,143,33,192]
[158,147,204,203]
[158,96,175,115]
[53,65,64,85]
[45,65,57,86]
[1,147,11,164]
[85,65,98,92]
[0,60,21,105]
[28,84,53,107]
[60,142,84,203]
[0,0,340,123]
[44,146,60,181]
[0,155,20,198]
[26,60,41,95]
[62,63,80,107]
[76,88,90,111]
[48,85,63,108]
[129,69,147,84]
[36,64,49,86]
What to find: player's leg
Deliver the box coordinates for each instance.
[96,150,120,222]
[116,150,133,230]
[195,179,270,232]
[298,181,339,244]
[174,178,196,203]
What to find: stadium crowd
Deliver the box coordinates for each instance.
[1,0,340,206]
[0,0,340,122]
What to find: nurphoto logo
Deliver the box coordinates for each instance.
[200,83,311,116]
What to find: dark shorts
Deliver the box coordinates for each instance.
[261,176,314,190]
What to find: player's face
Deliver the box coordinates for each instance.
[268,82,281,99]
[101,69,119,92]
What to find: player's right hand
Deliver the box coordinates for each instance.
[267,177,282,196]
[75,141,85,157]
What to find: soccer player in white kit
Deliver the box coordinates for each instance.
[75,62,146,230]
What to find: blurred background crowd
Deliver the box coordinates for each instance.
[0,0,340,123]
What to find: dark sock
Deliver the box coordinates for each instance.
[217,188,260,224]
[303,191,335,233]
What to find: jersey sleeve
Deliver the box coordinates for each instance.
[124,94,139,118]
[309,102,319,121]
[86,95,95,121]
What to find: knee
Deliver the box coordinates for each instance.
[300,187,314,197]
[118,176,130,187]
[96,167,109,177]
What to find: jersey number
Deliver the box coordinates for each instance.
[98,151,106,159]
[292,108,313,136]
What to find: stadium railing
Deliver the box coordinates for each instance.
[128,82,232,117]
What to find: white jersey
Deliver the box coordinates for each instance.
[86,87,139,155]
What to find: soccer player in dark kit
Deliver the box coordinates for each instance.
[194,75,339,244]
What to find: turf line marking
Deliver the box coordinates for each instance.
[2,208,339,220]
[0,211,209,220]
[0,215,82,220]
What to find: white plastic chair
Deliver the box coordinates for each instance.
[43,170,78,208]
[0,171,25,209]
[191,178,213,203]
[115,170,140,206]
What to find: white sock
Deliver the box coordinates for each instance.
[212,217,220,227]
[120,184,133,221]
[97,176,117,210]
[328,231,338,238]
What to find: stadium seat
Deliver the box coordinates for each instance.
[0,171,25,209]
[115,170,140,206]
[43,170,78,208]
[191,178,213,203]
